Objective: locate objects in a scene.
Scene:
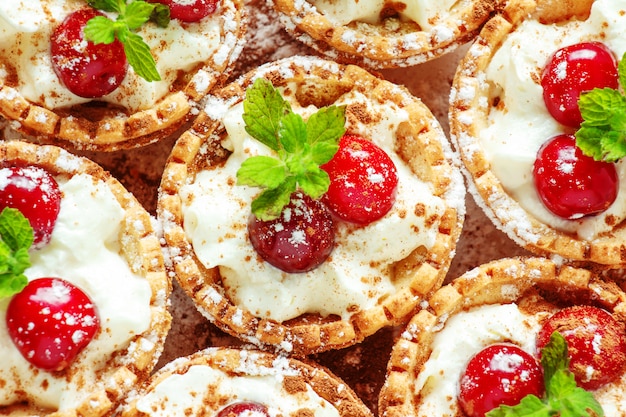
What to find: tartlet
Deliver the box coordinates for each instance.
[0,140,171,416]
[449,0,626,265]
[269,0,496,68]
[0,0,246,151]
[120,346,374,417]
[378,257,626,417]
[157,55,465,356]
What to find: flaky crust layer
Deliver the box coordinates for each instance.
[448,0,626,265]
[0,140,171,417]
[378,257,626,417]
[0,0,246,152]
[157,56,465,356]
[270,0,495,68]
[120,347,374,417]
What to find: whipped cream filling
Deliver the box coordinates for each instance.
[181,87,446,322]
[412,303,626,416]
[481,0,626,240]
[308,0,456,30]
[134,352,340,417]
[0,0,223,111]
[0,173,152,411]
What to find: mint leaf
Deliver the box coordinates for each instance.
[279,111,307,155]
[84,0,170,82]
[486,395,549,417]
[237,79,346,220]
[243,78,292,151]
[237,156,287,189]
[487,332,604,417]
[83,16,117,43]
[87,0,122,13]
[150,3,170,27]
[576,53,626,162]
[540,331,569,384]
[251,177,297,221]
[122,31,161,82]
[297,168,330,200]
[306,106,346,164]
[0,208,33,299]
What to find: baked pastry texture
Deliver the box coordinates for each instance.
[269,0,496,68]
[449,0,626,264]
[378,257,626,417]
[0,140,171,416]
[120,346,374,416]
[158,55,465,356]
[0,0,246,151]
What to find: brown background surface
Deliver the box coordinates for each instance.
[76,0,531,413]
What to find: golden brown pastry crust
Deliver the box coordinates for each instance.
[448,0,626,265]
[378,256,626,417]
[0,0,246,152]
[157,55,465,356]
[120,346,374,417]
[0,140,171,417]
[270,0,496,68]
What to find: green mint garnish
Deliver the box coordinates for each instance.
[487,332,604,417]
[0,208,33,299]
[576,52,626,162]
[84,0,171,82]
[236,78,346,221]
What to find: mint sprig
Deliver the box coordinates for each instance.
[0,208,33,299]
[576,52,626,162]
[236,78,346,221]
[487,332,604,417]
[84,0,171,82]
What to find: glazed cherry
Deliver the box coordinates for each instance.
[6,277,100,372]
[537,306,626,390]
[321,134,398,225]
[0,166,61,247]
[216,402,269,417]
[248,191,334,273]
[149,0,217,22]
[542,42,618,128]
[51,9,128,98]
[458,343,544,417]
[533,134,618,219]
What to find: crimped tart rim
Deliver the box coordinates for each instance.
[270,0,496,68]
[0,0,246,152]
[0,140,172,417]
[157,55,465,356]
[378,256,626,417]
[448,0,626,265]
[120,346,374,417]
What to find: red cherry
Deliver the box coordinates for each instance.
[51,9,128,98]
[536,306,626,390]
[533,134,618,219]
[541,42,618,128]
[6,277,100,372]
[458,343,544,417]
[149,0,217,22]
[216,402,269,417]
[0,166,61,247]
[248,191,335,273]
[321,134,398,225]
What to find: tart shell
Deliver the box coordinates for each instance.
[0,140,172,417]
[157,55,465,356]
[378,256,626,417]
[0,0,246,152]
[270,0,496,68]
[120,346,374,417]
[449,0,626,265]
